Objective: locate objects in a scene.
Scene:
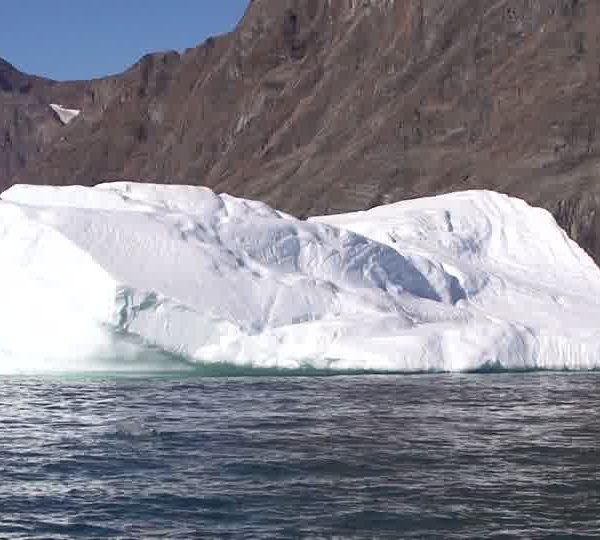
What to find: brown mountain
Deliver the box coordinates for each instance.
[2,0,600,263]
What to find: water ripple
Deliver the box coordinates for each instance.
[0,373,598,538]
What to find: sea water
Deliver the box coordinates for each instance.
[0,371,598,538]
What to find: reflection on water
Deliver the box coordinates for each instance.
[0,372,599,538]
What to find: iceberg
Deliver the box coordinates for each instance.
[1,182,600,373]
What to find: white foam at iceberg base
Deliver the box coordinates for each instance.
[1,182,600,373]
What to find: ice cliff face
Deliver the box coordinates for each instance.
[1,182,599,373]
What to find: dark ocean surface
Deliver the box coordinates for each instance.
[0,371,598,538]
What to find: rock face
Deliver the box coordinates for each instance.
[3,0,600,262]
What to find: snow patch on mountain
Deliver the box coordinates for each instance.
[49,103,81,125]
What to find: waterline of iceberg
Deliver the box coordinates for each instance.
[1,182,600,373]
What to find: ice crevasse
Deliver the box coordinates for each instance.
[1,181,600,373]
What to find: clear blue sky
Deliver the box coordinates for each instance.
[0,1,250,81]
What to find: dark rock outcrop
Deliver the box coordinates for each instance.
[3,0,600,263]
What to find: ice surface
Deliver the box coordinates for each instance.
[49,103,81,125]
[1,182,600,373]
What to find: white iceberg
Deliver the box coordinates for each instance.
[1,182,600,373]
[49,103,81,125]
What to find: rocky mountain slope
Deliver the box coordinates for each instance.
[2,0,600,263]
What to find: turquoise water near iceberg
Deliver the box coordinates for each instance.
[1,371,599,538]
